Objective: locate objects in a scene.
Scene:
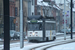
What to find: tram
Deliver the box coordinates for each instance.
[27,15,56,42]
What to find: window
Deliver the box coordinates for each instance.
[27,23,42,30]
[37,12,40,15]
[15,7,18,16]
[45,23,56,30]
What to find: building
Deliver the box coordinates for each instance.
[23,0,28,33]
[36,0,63,32]
[10,0,16,30]
[15,0,28,33]
[15,0,20,32]
[28,0,37,16]
[58,3,70,29]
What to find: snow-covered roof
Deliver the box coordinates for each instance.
[37,0,61,10]
[37,0,49,6]
[53,5,61,10]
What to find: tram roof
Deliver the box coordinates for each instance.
[27,15,55,20]
[27,15,44,20]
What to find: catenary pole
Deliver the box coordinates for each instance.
[64,0,66,40]
[20,0,24,48]
[71,0,73,39]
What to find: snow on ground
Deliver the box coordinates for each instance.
[47,42,75,50]
[0,32,75,50]
[10,39,75,50]
[56,33,64,35]
[56,35,75,40]
[10,34,75,50]
[10,47,24,50]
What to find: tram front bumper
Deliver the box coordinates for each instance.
[28,37,43,41]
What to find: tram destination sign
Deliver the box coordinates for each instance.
[30,20,37,23]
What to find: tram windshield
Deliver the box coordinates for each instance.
[27,23,42,31]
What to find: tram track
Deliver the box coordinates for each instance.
[0,34,75,50]
[30,38,75,50]
[43,40,75,50]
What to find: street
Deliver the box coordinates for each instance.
[0,33,75,45]
[0,33,75,50]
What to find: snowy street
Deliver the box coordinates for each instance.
[11,42,75,50]
[10,38,75,50]
[1,0,75,50]
[46,42,75,50]
[0,33,75,50]
[9,33,75,50]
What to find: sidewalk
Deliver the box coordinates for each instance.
[47,42,75,50]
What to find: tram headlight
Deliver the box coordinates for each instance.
[32,32,35,35]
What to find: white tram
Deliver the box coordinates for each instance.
[27,15,56,42]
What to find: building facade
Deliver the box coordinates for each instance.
[15,0,28,32]
[10,0,16,30]
[59,4,71,29]
[28,0,37,16]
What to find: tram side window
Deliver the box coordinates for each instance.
[45,23,55,30]
[51,23,54,30]
[54,23,56,30]
[45,23,51,30]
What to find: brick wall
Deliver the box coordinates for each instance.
[10,0,15,17]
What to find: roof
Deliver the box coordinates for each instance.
[27,15,44,20]
[27,15,55,20]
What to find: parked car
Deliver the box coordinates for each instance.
[60,29,64,33]
[60,29,71,34]
[10,30,16,39]
[14,32,25,39]
[66,29,71,34]
[14,32,20,39]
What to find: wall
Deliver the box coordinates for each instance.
[15,0,28,32]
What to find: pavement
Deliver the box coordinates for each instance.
[10,39,75,50]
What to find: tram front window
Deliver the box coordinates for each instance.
[28,23,42,31]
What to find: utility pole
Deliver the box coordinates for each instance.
[64,0,66,40]
[71,0,73,39]
[20,0,24,48]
